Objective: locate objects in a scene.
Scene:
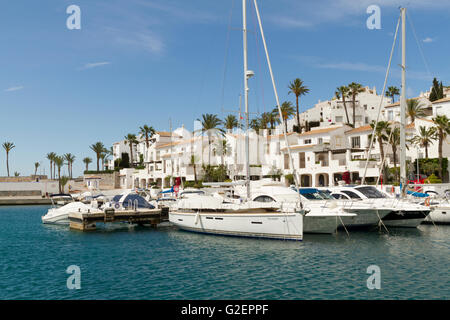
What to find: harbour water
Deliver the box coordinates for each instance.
[0,205,448,300]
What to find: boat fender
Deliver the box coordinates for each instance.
[194,211,200,225]
[424,198,430,207]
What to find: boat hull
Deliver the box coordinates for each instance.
[383,210,429,228]
[339,209,390,228]
[169,211,303,241]
[303,215,340,234]
[424,207,450,224]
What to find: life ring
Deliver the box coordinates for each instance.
[424,198,431,207]
[114,203,121,209]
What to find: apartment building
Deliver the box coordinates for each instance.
[286,86,392,131]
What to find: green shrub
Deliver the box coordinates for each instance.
[427,174,442,183]
[84,170,115,174]
[285,174,294,185]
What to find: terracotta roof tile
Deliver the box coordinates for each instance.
[345,125,372,134]
[431,97,450,104]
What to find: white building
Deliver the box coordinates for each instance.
[286,86,392,131]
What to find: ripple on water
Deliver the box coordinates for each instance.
[0,206,449,300]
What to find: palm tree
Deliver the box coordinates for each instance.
[224,115,239,132]
[348,82,365,127]
[266,112,280,133]
[288,78,309,131]
[335,86,350,125]
[46,152,56,180]
[406,99,426,124]
[432,115,450,180]
[411,126,436,159]
[249,118,261,132]
[53,156,64,193]
[64,153,76,179]
[102,147,113,170]
[273,101,295,133]
[214,139,230,166]
[124,134,138,168]
[99,152,106,171]
[139,125,155,149]
[83,157,92,172]
[386,86,400,103]
[90,142,105,172]
[197,114,223,165]
[2,142,15,177]
[34,162,40,176]
[59,176,70,193]
[370,121,390,178]
[190,155,198,183]
[387,126,400,182]
[260,112,272,131]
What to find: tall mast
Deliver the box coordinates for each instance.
[400,7,407,196]
[242,0,251,199]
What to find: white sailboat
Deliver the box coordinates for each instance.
[169,0,304,240]
[358,7,430,227]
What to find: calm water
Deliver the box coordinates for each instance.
[0,205,448,300]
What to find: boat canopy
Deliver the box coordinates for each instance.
[159,187,174,194]
[407,190,429,198]
[112,193,155,209]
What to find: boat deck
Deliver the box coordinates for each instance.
[68,207,169,231]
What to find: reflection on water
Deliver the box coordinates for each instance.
[0,206,448,300]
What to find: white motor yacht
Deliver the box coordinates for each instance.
[237,182,388,233]
[327,185,430,228]
[42,194,100,225]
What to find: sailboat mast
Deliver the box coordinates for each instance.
[242,0,251,199]
[400,7,407,196]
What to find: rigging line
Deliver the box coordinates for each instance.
[376,122,398,186]
[361,13,401,185]
[407,11,435,86]
[253,0,303,207]
[250,2,264,115]
[220,0,236,114]
[249,5,260,115]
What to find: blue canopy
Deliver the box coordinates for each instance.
[407,190,429,198]
[298,188,319,195]
[159,187,174,194]
[121,194,155,209]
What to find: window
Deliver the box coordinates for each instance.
[365,117,369,124]
[335,116,343,122]
[254,196,275,203]
[388,110,394,121]
[341,190,362,199]
[351,136,361,148]
[355,186,387,198]
[318,138,323,144]
[332,193,350,200]
[304,139,312,144]
[364,104,368,110]
[355,115,362,122]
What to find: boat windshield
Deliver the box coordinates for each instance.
[355,186,387,199]
[299,189,330,200]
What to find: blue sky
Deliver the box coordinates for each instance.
[1,0,449,177]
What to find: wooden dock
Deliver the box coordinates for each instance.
[69,207,169,231]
